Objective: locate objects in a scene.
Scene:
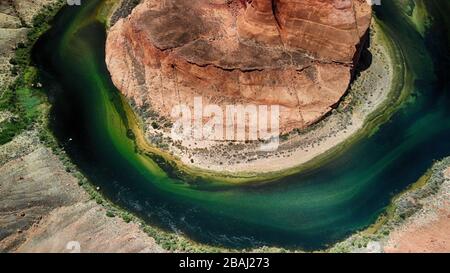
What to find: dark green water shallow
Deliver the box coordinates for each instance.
[33,0,449,250]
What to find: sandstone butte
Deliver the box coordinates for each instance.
[105,0,372,136]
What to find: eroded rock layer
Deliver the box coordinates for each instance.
[106,0,371,134]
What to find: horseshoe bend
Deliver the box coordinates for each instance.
[1,0,450,254]
[105,0,374,174]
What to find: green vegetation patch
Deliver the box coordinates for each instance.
[0,1,65,145]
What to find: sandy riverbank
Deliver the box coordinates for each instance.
[184,20,395,173]
[326,157,450,253]
[383,166,450,253]
[123,19,403,180]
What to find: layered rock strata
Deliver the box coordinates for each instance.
[106,0,372,137]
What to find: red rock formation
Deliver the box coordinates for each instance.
[238,0,372,62]
[106,0,371,134]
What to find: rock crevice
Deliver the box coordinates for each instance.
[106,0,371,133]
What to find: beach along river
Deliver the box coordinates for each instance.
[33,0,450,250]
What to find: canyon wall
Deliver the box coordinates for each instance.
[106,0,371,135]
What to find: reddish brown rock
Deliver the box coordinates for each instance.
[105,0,371,134]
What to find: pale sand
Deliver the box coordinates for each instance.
[0,133,165,253]
[383,167,450,253]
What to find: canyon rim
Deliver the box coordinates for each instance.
[105,0,373,174]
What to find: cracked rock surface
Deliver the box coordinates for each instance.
[106,0,371,133]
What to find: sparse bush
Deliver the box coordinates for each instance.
[106,211,116,217]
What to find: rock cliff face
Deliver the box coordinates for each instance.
[106,0,371,135]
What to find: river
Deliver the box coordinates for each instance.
[32,0,450,250]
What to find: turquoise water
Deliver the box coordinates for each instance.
[33,0,449,250]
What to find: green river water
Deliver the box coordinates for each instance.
[32,0,450,250]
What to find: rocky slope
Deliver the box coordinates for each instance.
[106,0,372,137]
[0,1,27,90]
[383,166,450,253]
[0,0,63,90]
[0,0,164,253]
[0,132,164,253]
